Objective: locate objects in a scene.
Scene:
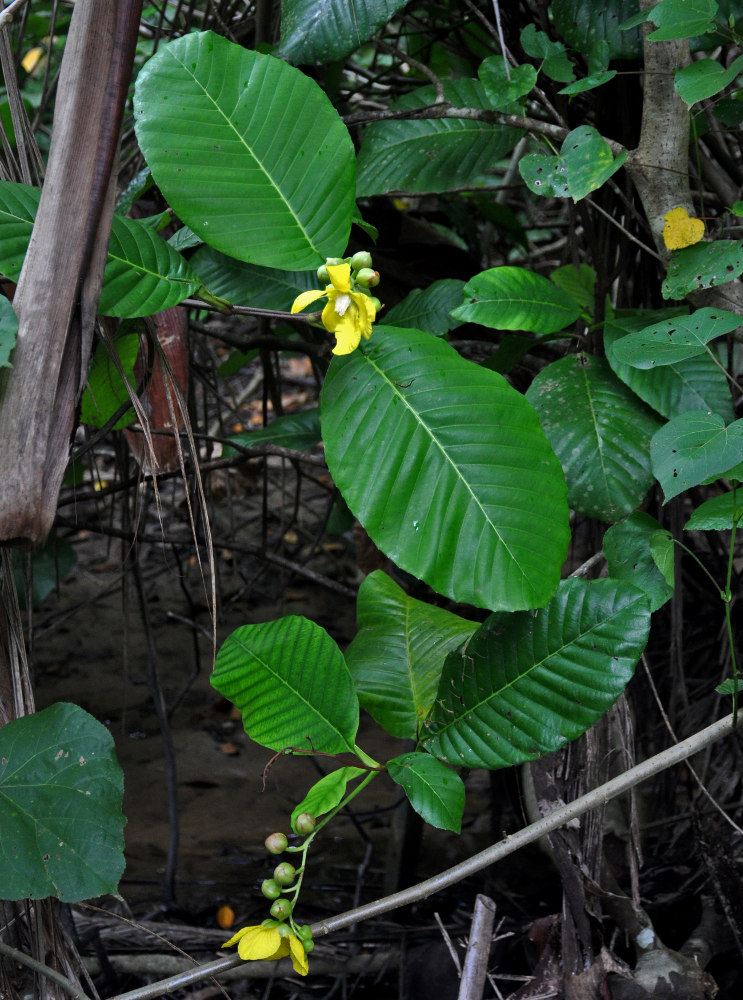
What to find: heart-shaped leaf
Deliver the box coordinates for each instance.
[609,308,741,368]
[651,410,743,502]
[0,703,125,901]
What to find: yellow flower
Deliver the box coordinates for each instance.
[222,924,309,977]
[291,263,376,356]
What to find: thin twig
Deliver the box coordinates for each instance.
[0,0,32,31]
[107,711,742,1000]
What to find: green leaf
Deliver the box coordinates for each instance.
[518,154,570,198]
[0,181,201,317]
[223,409,321,454]
[478,59,537,108]
[0,703,125,901]
[321,327,569,611]
[520,24,575,82]
[716,677,738,694]
[344,571,477,739]
[355,79,522,197]
[135,32,355,270]
[190,247,318,311]
[422,578,650,769]
[603,513,674,612]
[550,263,596,316]
[451,266,581,334]
[520,127,627,202]
[526,354,661,522]
[609,308,742,368]
[560,126,628,201]
[675,55,743,106]
[559,71,617,96]
[605,315,734,421]
[643,0,719,40]
[650,410,743,501]
[384,279,466,336]
[211,617,359,753]
[387,752,465,833]
[649,529,675,586]
[686,490,743,529]
[80,330,139,431]
[279,0,408,64]
[290,767,366,832]
[0,294,17,366]
[552,0,642,59]
[662,241,743,299]
[13,533,77,610]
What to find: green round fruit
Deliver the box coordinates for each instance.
[270,898,293,920]
[273,862,296,887]
[351,250,373,271]
[265,832,288,855]
[261,878,282,900]
[294,813,316,834]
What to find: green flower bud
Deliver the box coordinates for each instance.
[355,267,380,288]
[294,813,316,835]
[276,922,292,938]
[261,918,279,929]
[302,938,315,953]
[369,296,382,311]
[325,257,345,267]
[296,924,313,943]
[270,898,293,920]
[261,878,282,899]
[265,832,288,855]
[273,862,296,887]
[351,251,373,271]
[316,264,330,284]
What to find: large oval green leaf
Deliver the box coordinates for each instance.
[0,181,201,317]
[552,0,642,59]
[211,617,359,753]
[609,308,742,369]
[421,578,651,769]
[344,571,477,739]
[662,241,743,298]
[384,279,466,337]
[279,0,408,64]
[135,32,355,269]
[321,326,570,611]
[605,315,734,421]
[0,703,125,901]
[452,266,581,334]
[526,354,662,522]
[190,246,317,310]
[356,79,521,197]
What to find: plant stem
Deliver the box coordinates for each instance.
[0,939,93,1000]
[107,710,741,1000]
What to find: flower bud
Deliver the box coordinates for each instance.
[355,268,379,288]
[316,264,330,284]
[265,832,288,854]
[276,922,292,938]
[273,862,296,887]
[296,924,313,942]
[351,251,373,271]
[270,898,293,920]
[369,296,382,311]
[261,878,282,899]
[325,257,345,267]
[294,813,316,834]
[302,938,315,953]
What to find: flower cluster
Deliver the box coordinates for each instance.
[222,816,317,977]
[291,251,381,356]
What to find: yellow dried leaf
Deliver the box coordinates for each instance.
[663,206,705,251]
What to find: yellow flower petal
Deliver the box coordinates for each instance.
[291,288,326,314]
[231,926,284,961]
[663,206,705,251]
[326,263,352,293]
[288,933,310,976]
